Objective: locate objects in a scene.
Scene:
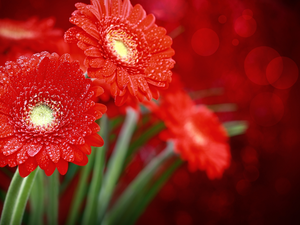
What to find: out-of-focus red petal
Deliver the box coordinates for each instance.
[75,143,92,155]
[85,133,104,147]
[73,153,88,166]
[56,159,69,175]
[18,157,38,178]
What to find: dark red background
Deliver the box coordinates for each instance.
[1,0,300,224]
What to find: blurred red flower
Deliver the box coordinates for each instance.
[0,17,68,65]
[64,0,175,106]
[155,85,230,179]
[0,52,106,177]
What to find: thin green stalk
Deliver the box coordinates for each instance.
[29,168,44,225]
[97,107,138,223]
[223,121,248,137]
[0,168,38,225]
[81,115,109,225]
[60,163,80,194]
[125,121,165,163]
[66,151,96,225]
[123,160,183,225]
[103,142,175,225]
[46,170,59,225]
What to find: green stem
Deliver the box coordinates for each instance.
[81,115,109,225]
[223,121,248,137]
[29,168,44,225]
[0,168,38,225]
[97,107,138,223]
[46,170,59,225]
[66,151,96,225]
[123,159,183,225]
[103,142,175,225]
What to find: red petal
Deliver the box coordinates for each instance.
[111,0,121,16]
[25,142,43,157]
[73,153,88,166]
[127,4,146,24]
[16,146,29,164]
[149,36,173,53]
[75,143,92,155]
[101,60,117,77]
[116,67,130,90]
[46,144,61,164]
[114,93,129,106]
[64,27,81,44]
[121,0,133,17]
[89,122,100,134]
[44,162,56,176]
[137,14,155,30]
[0,152,7,167]
[60,143,75,162]
[6,153,17,167]
[56,159,69,175]
[88,57,106,68]
[90,85,104,98]
[76,32,99,47]
[3,137,23,156]
[0,102,10,115]
[84,47,103,57]
[152,48,175,59]
[85,133,104,147]
[35,148,52,170]
[19,157,38,178]
[0,115,14,138]
[145,26,166,42]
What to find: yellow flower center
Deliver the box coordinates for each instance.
[106,29,138,64]
[0,26,35,40]
[30,104,54,127]
[113,40,128,59]
[184,121,208,146]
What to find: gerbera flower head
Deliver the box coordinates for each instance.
[0,52,107,177]
[0,17,68,65]
[156,89,231,180]
[64,0,175,106]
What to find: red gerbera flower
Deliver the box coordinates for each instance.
[64,0,175,105]
[156,89,231,179]
[0,52,107,177]
[0,17,68,65]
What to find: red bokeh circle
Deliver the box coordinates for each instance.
[266,56,299,89]
[191,28,219,56]
[234,16,257,37]
[244,46,281,85]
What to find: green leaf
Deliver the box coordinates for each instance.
[97,108,138,223]
[0,168,38,225]
[223,121,248,137]
[60,163,80,194]
[66,151,96,225]
[122,159,183,225]
[29,168,44,225]
[81,115,109,225]
[103,142,175,225]
[125,121,165,164]
[46,170,59,225]
[207,103,237,112]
